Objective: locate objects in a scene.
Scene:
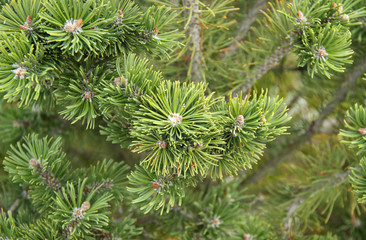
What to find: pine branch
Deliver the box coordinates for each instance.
[183,0,203,82]
[243,57,366,186]
[29,158,62,191]
[225,0,267,57]
[233,38,293,96]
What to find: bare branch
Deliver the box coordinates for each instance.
[243,57,366,186]
[225,0,267,57]
[183,0,203,82]
[233,39,292,96]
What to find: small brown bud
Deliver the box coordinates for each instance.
[26,16,32,25]
[197,142,203,148]
[209,216,222,228]
[243,233,252,240]
[74,208,82,216]
[12,120,22,127]
[63,19,83,34]
[358,128,366,135]
[84,92,91,100]
[154,27,158,36]
[114,77,122,86]
[157,140,167,149]
[81,201,90,211]
[12,64,27,79]
[342,14,349,21]
[338,5,343,14]
[261,117,266,124]
[76,19,83,27]
[235,115,245,127]
[316,46,328,59]
[29,158,39,168]
[297,11,304,19]
[115,10,124,24]
[168,113,183,126]
[297,11,306,22]
[152,182,160,189]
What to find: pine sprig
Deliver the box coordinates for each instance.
[340,104,366,155]
[127,165,186,214]
[3,133,69,187]
[0,32,57,107]
[53,178,113,239]
[0,0,44,42]
[82,159,130,201]
[39,0,111,57]
[1,133,136,238]
[349,157,366,204]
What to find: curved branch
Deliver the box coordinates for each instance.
[243,57,366,186]
[233,39,292,96]
[225,0,267,57]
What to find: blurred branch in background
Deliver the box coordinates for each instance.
[244,57,366,186]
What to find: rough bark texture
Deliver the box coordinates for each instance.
[183,0,203,82]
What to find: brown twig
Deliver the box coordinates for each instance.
[243,57,366,186]
[225,0,267,57]
[232,39,293,96]
[183,0,203,82]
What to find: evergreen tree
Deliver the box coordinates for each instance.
[0,0,365,239]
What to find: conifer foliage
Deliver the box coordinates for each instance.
[0,0,366,239]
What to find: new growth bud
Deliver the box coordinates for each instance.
[333,3,343,14]
[243,233,253,240]
[315,46,328,61]
[76,19,83,27]
[29,158,40,168]
[152,181,162,191]
[26,16,32,25]
[157,140,167,149]
[209,215,222,228]
[114,77,122,86]
[297,11,306,23]
[12,64,27,79]
[338,5,343,14]
[115,10,124,24]
[63,19,83,34]
[342,14,349,21]
[235,115,245,127]
[168,113,183,127]
[81,90,95,102]
[19,16,33,31]
[358,128,366,135]
[81,201,90,211]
